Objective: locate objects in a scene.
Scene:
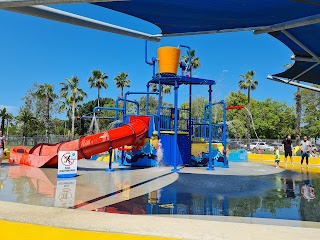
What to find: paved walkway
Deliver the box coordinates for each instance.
[0,201,320,240]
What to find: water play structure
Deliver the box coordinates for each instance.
[10,44,244,171]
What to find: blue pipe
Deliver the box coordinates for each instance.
[146,84,150,115]
[158,80,162,139]
[116,97,140,119]
[178,45,191,72]
[145,41,157,77]
[93,106,123,114]
[206,85,214,171]
[172,79,180,172]
[222,100,229,168]
[123,91,159,121]
[145,40,154,66]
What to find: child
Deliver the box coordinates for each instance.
[275,146,280,168]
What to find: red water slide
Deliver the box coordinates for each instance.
[9,116,150,168]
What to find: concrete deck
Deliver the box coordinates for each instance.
[1,200,320,240]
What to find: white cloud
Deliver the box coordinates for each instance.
[222,70,229,73]
[0,105,19,114]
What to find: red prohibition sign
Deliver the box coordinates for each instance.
[61,153,74,166]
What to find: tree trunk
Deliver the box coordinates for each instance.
[71,99,76,140]
[97,88,100,106]
[295,86,302,143]
[246,87,251,150]
[121,87,124,98]
[1,118,5,133]
[45,95,49,141]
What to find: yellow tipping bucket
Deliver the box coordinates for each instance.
[158,46,180,74]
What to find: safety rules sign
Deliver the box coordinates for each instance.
[57,151,77,178]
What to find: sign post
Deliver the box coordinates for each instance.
[58,151,77,178]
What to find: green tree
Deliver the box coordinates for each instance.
[114,72,131,98]
[180,96,208,119]
[60,76,87,139]
[239,70,258,148]
[16,108,36,137]
[33,83,58,138]
[300,85,320,137]
[139,96,158,115]
[225,91,248,138]
[182,49,201,77]
[88,70,108,106]
[150,83,171,107]
[250,99,295,139]
[0,108,9,133]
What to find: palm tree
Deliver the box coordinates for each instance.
[16,108,35,137]
[0,108,8,133]
[182,49,201,120]
[33,83,58,138]
[88,70,108,106]
[60,76,87,139]
[239,70,258,149]
[150,83,171,106]
[182,49,201,77]
[283,63,301,142]
[114,72,131,97]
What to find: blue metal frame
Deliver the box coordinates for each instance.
[206,85,214,171]
[172,79,179,172]
[123,91,159,121]
[116,97,140,119]
[145,40,157,77]
[202,100,228,168]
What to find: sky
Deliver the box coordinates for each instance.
[0,3,296,119]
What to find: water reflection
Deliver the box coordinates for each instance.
[301,171,316,202]
[102,171,320,222]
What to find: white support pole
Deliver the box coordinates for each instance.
[267,75,320,92]
[5,5,161,42]
[291,56,319,63]
[254,14,320,34]
[289,62,320,82]
[282,30,319,61]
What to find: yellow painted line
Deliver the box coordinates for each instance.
[249,158,320,173]
[0,220,178,240]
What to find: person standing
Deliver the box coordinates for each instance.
[0,131,6,166]
[275,146,280,168]
[300,136,312,169]
[282,135,293,168]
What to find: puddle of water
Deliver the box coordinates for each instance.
[96,171,320,222]
[1,164,320,223]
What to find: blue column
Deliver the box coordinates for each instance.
[172,80,180,172]
[105,149,115,172]
[222,100,229,168]
[206,85,214,171]
[188,84,192,165]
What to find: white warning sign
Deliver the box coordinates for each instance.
[58,151,77,178]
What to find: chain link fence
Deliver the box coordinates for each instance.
[6,135,68,147]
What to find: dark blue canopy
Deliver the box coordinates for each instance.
[270,24,320,84]
[95,0,320,84]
